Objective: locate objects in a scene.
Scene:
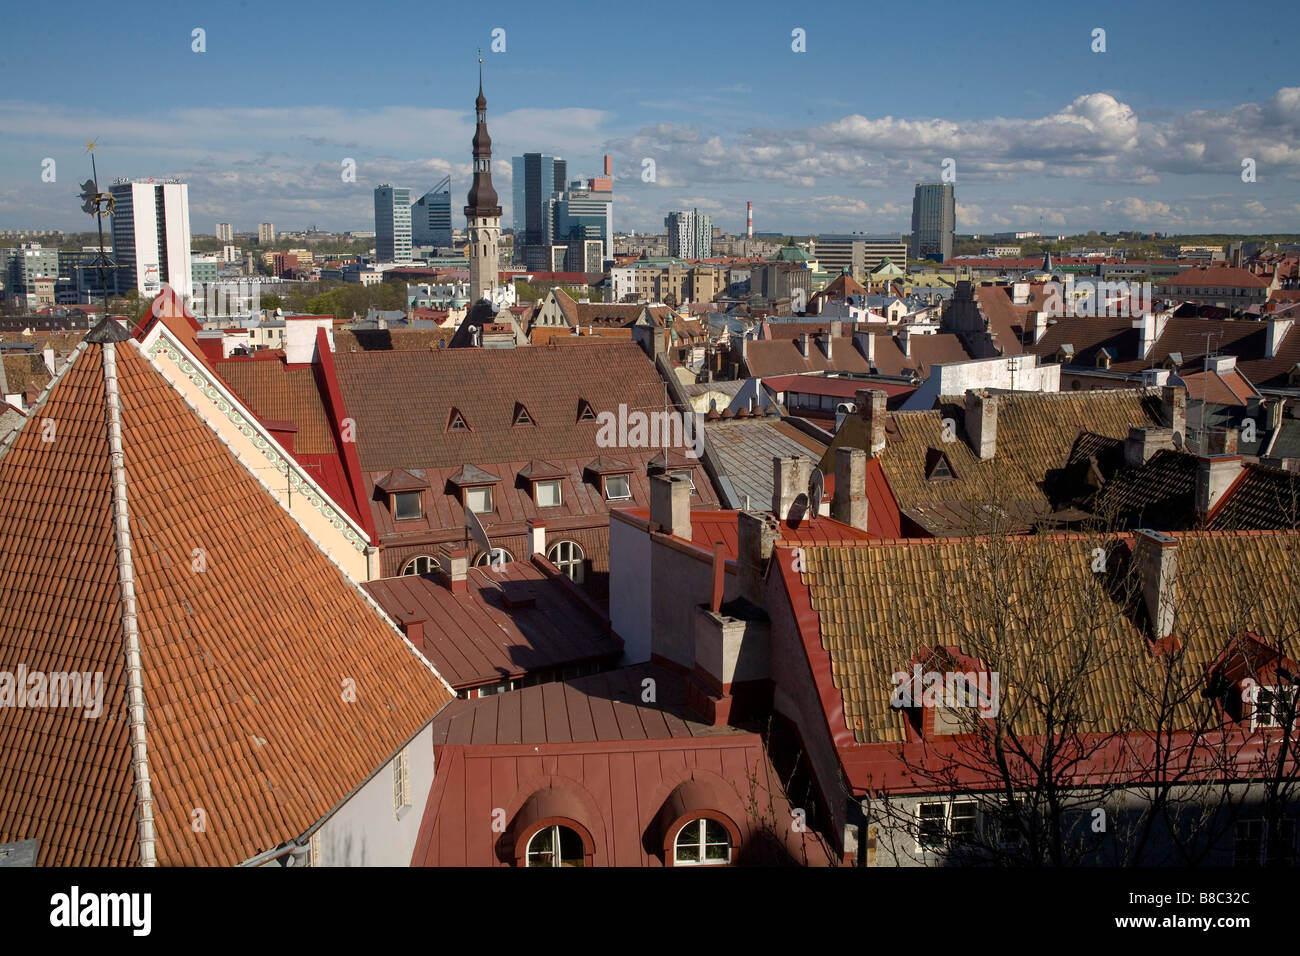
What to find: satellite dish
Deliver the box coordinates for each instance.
[808,469,824,519]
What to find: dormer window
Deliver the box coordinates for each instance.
[577,399,597,422]
[464,485,494,514]
[393,491,422,520]
[1254,686,1297,731]
[449,408,469,431]
[535,479,562,507]
[670,469,695,491]
[513,403,534,426]
[1096,348,1113,370]
[925,447,956,481]
[604,474,631,500]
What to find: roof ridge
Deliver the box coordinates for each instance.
[101,339,158,867]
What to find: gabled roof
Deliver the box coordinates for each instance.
[0,328,453,865]
[1163,266,1270,289]
[447,464,501,486]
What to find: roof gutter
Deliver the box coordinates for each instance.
[102,337,159,867]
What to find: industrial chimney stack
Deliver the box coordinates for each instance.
[746,201,753,239]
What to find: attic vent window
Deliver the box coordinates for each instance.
[577,400,597,422]
[449,408,468,431]
[514,403,533,426]
[925,447,956,481]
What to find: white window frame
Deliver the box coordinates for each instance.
[603,473,631,500]
[673,818,731,866]
[393,748,411,819]
[464,484,494,514]
[401,554,438,576]
[535,479,562,508]
[525,824,585,867]
[914,799,978,854]
[473,547,513,568]
[669,469,695,491]
[547,540,585,583]
[1253,685,1298,731]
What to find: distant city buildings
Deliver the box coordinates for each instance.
[411,178,452,248]
[374,185,413,263]
[813,234,908,279]
[665,208,713,259]
[910,183,955,262]
[512,153,567,260]
[109,179,193,303]
[258,222,275,244]
[512,153,613,271]
[215,222,233,242]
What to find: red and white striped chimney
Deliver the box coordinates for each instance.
[746,201,753,239]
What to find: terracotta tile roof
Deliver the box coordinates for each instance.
[1162,266,1270,289]
[1207,464,1300,531]
[363,562,620,690]
[1090,449,1199,530]
[0,353,51,395]
[854,389,1167,535]
[973,284,1041,356]
[334,329,453,352]
[790,531,1300,748]
[0,334,453,866]
[333,342,674,472]
[872,332,972,378]
[213,359,336,454]
[1177,368,1258,407]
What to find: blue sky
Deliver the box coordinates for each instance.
[1,0,1296,236]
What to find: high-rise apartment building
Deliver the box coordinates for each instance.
[412,178,452,248]
[910,183,955,262]
[258,222,275,244]
[374,185,413,263]
[109,179,193,303]
[512,153,567,254]
[665,209,713,259]
[215,222,233,242]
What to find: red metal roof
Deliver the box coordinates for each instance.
[363,561,620,690]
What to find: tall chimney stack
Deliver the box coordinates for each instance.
[746,201,753,240]
[831,447,869,531]
[1134,529,1177,641]
[604,154,612,177]
[771,455,811,522]
[856,388,887,458]
[964,390,999,460]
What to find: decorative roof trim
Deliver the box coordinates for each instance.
[102,339,158,867]
[146,331,370,553]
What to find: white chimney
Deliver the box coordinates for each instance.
[964,390,998,460]
[1266,317,1293,358]
[1195,455,1243,518]
[1134,529,1178,641]
[650,473,692,540]
[42,346,55,376]
[1012,282,1030,305]
[284,316,333,364]
[800,333,810,359]
[1032,311,1048,344]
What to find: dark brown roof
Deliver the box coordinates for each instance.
[214,359,336,454]
[1162,266,1270,289]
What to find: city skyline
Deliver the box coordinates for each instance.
[1,0,1296,237]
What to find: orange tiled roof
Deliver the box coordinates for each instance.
[0,326,453,865]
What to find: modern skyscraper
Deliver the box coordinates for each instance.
[910,183,955,262]
[374,185,413,262]
[411,177,452,248]
[665,209,712,259]
[215,222,233,242]
[465,71,501,303]
[109,179,193,303]
[511,153,567,262]
[258,222,275,244]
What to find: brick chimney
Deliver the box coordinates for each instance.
[831,447,869,531]
[650,473,692,540]
[1124,426,1175,468]
[1204,427,1240,456]
[438,544,468,594]
[856,388,887,458]
[964,390,998,460]
[1160,385,1186,445]
[1134,529,1178,641]
[1195,455,1243,519]
[771,455,811,521]
[737,510,781,606]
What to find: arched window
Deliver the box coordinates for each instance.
[401,555,437,576]
[674,818,731,866]
[547,540,584,583]
[473,547,514,568]
[526,824,585,867]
